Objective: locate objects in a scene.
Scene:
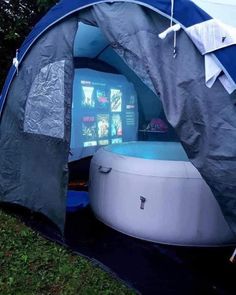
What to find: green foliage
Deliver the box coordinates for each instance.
[0,0,57,89]
[0,209,135,295]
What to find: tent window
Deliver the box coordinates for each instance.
[24,60,65,139]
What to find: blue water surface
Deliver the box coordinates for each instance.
[105,142,189,161]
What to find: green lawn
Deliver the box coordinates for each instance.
[0,209,135,295]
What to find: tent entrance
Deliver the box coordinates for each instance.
[68,20,179,188]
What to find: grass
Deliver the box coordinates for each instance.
[0,209,135,295]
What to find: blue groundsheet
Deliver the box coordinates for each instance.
[1,203,235,295]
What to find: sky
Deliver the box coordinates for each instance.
[193,0,236,5]
[192,0,236,27]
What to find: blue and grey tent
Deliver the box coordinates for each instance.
[0,0,236,234]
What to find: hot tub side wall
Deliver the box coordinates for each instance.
[89,147,236,246]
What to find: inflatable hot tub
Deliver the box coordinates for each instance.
[89,142,235,246]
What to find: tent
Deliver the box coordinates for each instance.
[0,0,236,235]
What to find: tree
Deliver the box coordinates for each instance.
[0,0,57,90]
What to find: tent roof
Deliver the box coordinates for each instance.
[1,0,236,114]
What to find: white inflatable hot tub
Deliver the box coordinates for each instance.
[89,142,235,246]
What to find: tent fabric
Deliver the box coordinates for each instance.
[185,19,236,54]
[0,0,236,233]
[1,0,236,114]
[24,60,66,139]
[0,17,78,232]
[204,53,236,94]
[184,18,236,93]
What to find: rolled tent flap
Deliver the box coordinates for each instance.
[0,18,78,232]
[87,3,236,234]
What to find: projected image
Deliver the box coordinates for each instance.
[84,141,97,147]
[96,89,109,109]
[111,114,122,137]
[112,138,123,144]
[97,114,109,138]
[99,140,109,146]
[82,85,95,108]
[82,116,96,141]
[71,68,138,159]
[110,89,122,112]
[126,94,136,110]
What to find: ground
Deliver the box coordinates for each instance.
[0,209,135,295]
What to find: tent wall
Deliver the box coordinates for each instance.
[99,48,164,123]
[87,3,236,234]
[0,18,78,231]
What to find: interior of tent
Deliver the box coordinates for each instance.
[68,20,179,188]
